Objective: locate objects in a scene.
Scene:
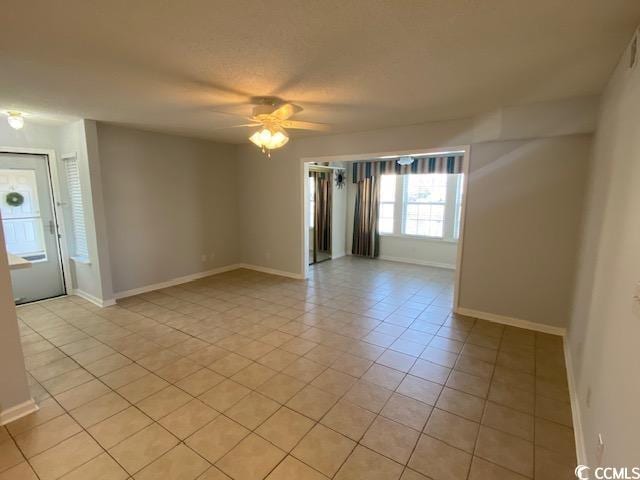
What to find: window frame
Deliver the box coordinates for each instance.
[378,173,463,242]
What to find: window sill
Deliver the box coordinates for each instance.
[379,233,458,244]
[71,256,91,265]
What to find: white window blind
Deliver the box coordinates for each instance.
[63,157,89,259]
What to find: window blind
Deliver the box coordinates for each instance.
[63,157,89,259]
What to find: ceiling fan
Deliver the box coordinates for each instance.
[221,97,329,157]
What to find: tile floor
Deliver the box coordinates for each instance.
[1,257,576,480]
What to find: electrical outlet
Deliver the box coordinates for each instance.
[596,433,605,466]
[633,281,640,319]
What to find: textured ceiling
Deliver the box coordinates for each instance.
[1,0,639,142]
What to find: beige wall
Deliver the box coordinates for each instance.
[96,124,240,294]
[237,97,596,328]
[459,136,590,328]
[568,31,640,467]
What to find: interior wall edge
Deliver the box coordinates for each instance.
[563,335,588,466]
[455,306,567,337]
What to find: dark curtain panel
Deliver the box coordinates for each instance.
[352,176,380,258]
[314,172,332,252]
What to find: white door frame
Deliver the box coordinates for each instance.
[300,145,471,312]
[0,147,73,297]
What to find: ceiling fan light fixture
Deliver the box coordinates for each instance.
[7,111,24,130]
[249,126,289,155]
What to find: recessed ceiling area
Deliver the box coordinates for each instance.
[2,0,639,142]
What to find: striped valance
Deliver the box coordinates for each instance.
[351,155,463,183]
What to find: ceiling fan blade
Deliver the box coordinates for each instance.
[271,103,303,120]
[211,123,262,130]
[281,120,330,131]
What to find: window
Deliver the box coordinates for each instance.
[379,175,395,234]
[63,156,89,260]
[378,172,464,241]
[404,174,447,237]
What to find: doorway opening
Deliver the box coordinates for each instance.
[308,167,334,265]
[1,152,67,304]
[302,146,469,311]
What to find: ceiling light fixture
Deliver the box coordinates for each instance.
[397,156,414,166]
[7,111,24,130]
[249,125,289,158]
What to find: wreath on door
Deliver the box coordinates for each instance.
[6,192,25,207]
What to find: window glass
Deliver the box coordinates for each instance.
[379,175,395,234]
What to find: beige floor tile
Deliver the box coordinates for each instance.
[286,385,339,420]
[409,359,452,385]
[100,363,149,389]
[376,350,417,373]
[0,439,24,473]
[335,445,403,480]
[0,461,38,480]
[282,357,326,383]
[400,468,430,480]
[311,369,357,396]
[320,400,376,441]
[30,357,79,382]
[436,387,486,422]
[176,368,225,396]
[29,431,103,480]
[331,353,373,377]
[209,353,252,377]
[40,368,94,396]
[55,379,111,411]
[186,415,249,463]
[424,408,479,453]
[343,380,393,413]
[362,364,405,390]
[117,374,170,403]
[70,391,130,427]
[199,379,251,412]
[135,444,210,480]
[292,424,356,477]
[257,348,299,371]
[482,401,534,441]
[361,416,420,464]
[420,347,458,368]
[159,399,219,439]
[198,466,233,480]
[255,373,306,403]
[446,370,490,398]
[85,353,132,377]
[60,452,127,480]
[535,395,573,427]
[534,418,576,457]
[380,393,432,431]
[475,426,533,478]
[408,434,471,480]
[488,380,534,414]
[231,363,278,389]
[137,385,192,420]
[256,407,314,451]
[109,423,178,474]
[468,456,528,480]
[226,391,280,429]
[266,455,329,480]
[216,433,286,480]
[14,413,82,458]
[397,375,442,406]
[534,446,576,480]
[88,406,153,448]
[155,357,202,383]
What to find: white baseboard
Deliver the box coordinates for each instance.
[0,398,39,426]
[563,336,587,466]
[72,289,116,308]
[114,264,243,299]
[331,251,346,260]
[454,307,567,336]
[238,263,305,280]
[379,255,455,270]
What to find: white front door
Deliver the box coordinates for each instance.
[0,153,66,303]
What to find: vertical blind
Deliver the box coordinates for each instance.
[63,157,89,259]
